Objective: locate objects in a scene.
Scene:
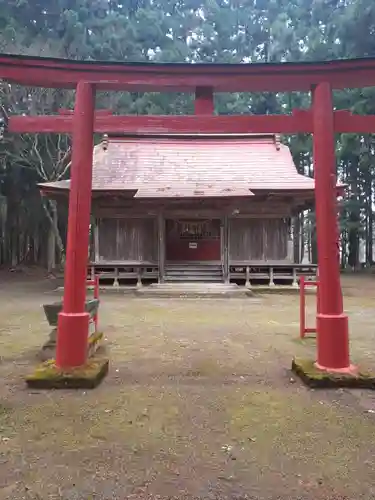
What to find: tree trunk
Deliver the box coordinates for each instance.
[341,230,347,268]
[348,224,359,270]
[348,195,360,271]
[311,235,318,264]
[47,214,56,272]
[293,215,300,263]
[369,213,374,265]
[10,226,18,267]
[366,181,373,266]
[43,199,65,268]
[300,213,305,262]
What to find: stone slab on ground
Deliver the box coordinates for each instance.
[135,282,255,298]
[292,358,375,389]
[25,357,109,389]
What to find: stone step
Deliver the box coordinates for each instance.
[135,282,253,298]
[165,264,222,271]
[164,276,223,282]
[165,269,222,276]
[153,281,238,290]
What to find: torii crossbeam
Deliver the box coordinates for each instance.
[8,109,375,135]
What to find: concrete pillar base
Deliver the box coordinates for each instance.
[316,313,350,371]
[56,312,90,368]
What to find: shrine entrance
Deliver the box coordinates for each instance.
[3,53,375,380]
[165,218,221,262]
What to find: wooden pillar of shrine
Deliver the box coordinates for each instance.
[56,81,95,369]
[158,212,166,283]
[312,82,354,372]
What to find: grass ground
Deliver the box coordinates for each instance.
[0,271,375,499]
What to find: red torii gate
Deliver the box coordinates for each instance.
[2,54,375,377]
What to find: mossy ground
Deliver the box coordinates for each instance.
[292,358,375,389]
[0,271,375,498]
[25,357,109,389]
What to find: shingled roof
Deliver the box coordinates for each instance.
[40,134,315,198]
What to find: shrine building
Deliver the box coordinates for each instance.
[40,132,317,287]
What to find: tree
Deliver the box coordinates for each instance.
[1,0,375,270]
[1,84,73,269]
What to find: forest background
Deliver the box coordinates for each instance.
[0,0,374,271]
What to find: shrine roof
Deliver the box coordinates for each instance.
[40,134,316,198]
[1,53,375,91]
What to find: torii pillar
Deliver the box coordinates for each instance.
[312,82,354,373]
[56,81,95,368]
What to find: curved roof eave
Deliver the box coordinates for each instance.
[1,54,375,92]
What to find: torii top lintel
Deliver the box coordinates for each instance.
[1,53,375,92]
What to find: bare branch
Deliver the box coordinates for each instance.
[57,159,71,181]
[41,198,65,257]
[32,135,49,181]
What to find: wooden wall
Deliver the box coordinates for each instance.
[97,217,157,262]
[95,215,289,263]
[229,218,289,261]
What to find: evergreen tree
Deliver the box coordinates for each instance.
[1,0,375,269]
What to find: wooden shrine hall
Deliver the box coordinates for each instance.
[3,53,375,376]
[40,132,318,287]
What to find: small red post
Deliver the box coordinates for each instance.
[194,86,214,115]
[300,276,306,339]
[56,81,95,369]
[84,277,99,331]
[94,276,99,331]
[312,82,353,372]
[300,278,319,338]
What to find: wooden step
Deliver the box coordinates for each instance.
[165,262,223,283]
[164,276,223,282]
[166,269,223,276]
[166,266,222,272]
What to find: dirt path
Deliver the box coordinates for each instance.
[0,272,375,499]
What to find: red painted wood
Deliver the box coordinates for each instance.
[299,276,306,338]
[299,278,320,338]
[1,53,375,91]
[312,82,350,371]
[166,239,221,261]
[56,81,95,369]
[165,219,221,261]
[333,110,375,133]
[8,111,312,134]
[195,87,214,115]
[9,110,375,135]
[9,115,72,133]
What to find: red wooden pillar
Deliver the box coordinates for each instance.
[194,86,214,115]
[56,81,95,369]
[312,82,353,372]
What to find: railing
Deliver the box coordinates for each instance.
[89,262,317,288]
[299,276,320,339]
[89,263,159,287]
[86,275,99,331]
[229,264,317,287]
